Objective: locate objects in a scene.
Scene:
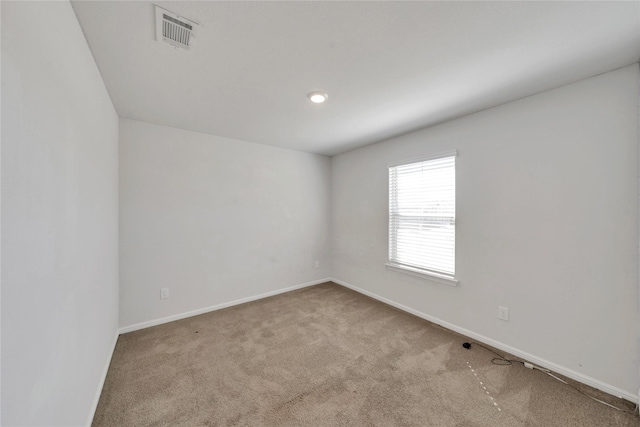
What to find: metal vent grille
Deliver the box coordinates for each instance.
[163,14,192,46]
[155,7,198,50]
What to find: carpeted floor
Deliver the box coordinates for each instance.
[93,282,638,426]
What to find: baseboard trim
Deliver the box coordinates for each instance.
[330,277,638,404]
[119,278,332,334]
[85,330,119,427]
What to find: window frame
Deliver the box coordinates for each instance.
[386,151,458,286]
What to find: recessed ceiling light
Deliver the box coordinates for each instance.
[308,91,328,104]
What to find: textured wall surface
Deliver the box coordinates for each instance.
[1,2,120,425]
[119,119,331,329]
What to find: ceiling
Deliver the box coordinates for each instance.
[71,1,640,156]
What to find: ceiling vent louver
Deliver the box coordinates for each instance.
[155,6,198,50]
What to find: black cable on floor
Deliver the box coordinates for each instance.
[466,341,525,367]
[462,341,638,416]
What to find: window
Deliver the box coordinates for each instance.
[387,152,457,284]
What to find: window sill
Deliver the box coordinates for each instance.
[385,263,459,287]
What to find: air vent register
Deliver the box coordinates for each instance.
[155,6,198,50]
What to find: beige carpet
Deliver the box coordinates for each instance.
[93,282,638,426]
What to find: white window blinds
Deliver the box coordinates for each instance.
[389,153,456,278]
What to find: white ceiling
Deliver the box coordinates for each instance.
[71,1,640,156]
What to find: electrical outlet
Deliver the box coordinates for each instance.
[160,288,169,299]
[498,306,509,321]
[314,260,320,269]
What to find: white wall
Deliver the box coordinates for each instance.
[1,2,119,426]
[331,65,639,398]
[119,119,331,329]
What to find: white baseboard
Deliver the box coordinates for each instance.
[119,278,332,334]
[85,330,119,427]
[330,277,638,404]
